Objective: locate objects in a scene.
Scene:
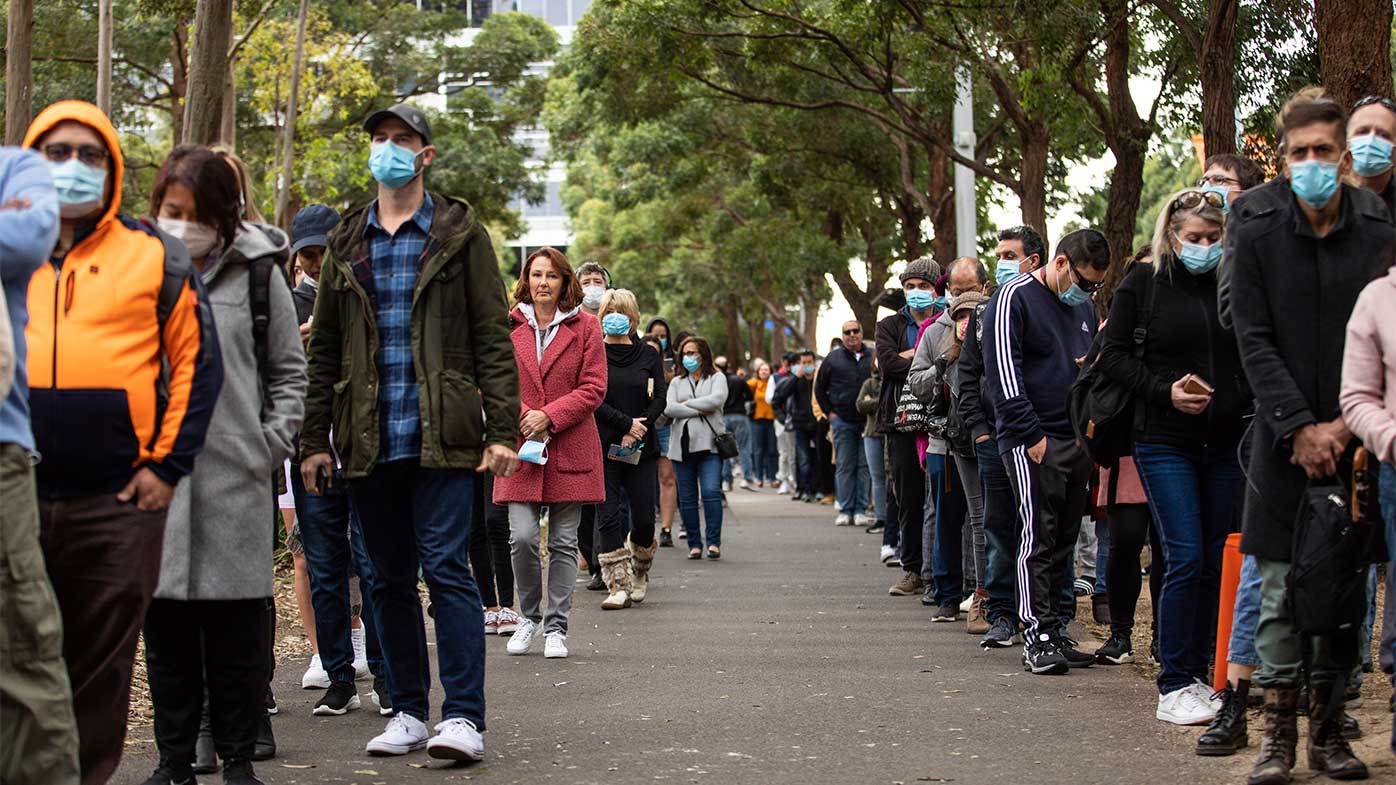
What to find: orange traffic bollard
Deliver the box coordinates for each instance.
[1213,532,1244,692]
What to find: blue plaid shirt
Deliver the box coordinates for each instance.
[364,193,434,463]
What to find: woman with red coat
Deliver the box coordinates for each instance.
[494,248,607,660]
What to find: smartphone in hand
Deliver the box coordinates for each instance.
[315,465,332,495]
[1182,375,1214,396]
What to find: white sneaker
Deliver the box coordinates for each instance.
[880,545,897,564]
[506,619,538,655]
[1156,685,1218,726]
[1191,679,1223,710]
[722,480,733,492]
[959,595,974,613]
[365,713,429,755]
[301,654,330,690]
[544,631,568,659]
[495,607,522,635]
[351,626,370,680]
[855,513,875,527]
[739,479,752,490]
[834,513,852,526]
[777,481,792,495]
[427,717,485,762]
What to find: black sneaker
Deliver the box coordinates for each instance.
[1053,634,1094,668]
[659,530,673,548]
[222,759,265,785]
[140,763,197,785]
[252,712,274,761]
[919,585,936,607]
[1095,632,1134,664]
[931,602,959,622]
[313,680,361,716]
[864,519,886,534]
[980,617,1016,649]
[371,675,393,716]
[1022,637,1069,675]
[586,572,605,591]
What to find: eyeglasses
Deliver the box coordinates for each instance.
[842,328,861,335]
[1354,95,1396,114]
[1197,174,1239,188]
[41,143,109,167]
[1172,189,1226,212]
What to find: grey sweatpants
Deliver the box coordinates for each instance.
[508,502,583,634]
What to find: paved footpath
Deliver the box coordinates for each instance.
[117,491,1258,785]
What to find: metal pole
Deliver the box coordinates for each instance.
[952,65,977,259]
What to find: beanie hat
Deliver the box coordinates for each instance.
[899,255,942,285]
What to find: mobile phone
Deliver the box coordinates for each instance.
[315,465,331,494]
[1183,375,1214,396]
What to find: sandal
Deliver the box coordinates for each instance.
[706,546,721,560]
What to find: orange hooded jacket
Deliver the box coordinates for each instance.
[23,101,223,497]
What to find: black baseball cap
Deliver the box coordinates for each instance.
[363,103,432,146]
[291,204,341,255]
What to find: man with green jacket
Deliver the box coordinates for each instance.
[300,104,519,764]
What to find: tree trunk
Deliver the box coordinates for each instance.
[1314,0,1394,108]
[1100,0,1153,273]
[895,194,923,262]
[5,0,34,145]
[1199,0,1239,157]
[170,26,189,144]
[219,65,237,148]
[926,144,956,265]
[96,0,114,114]
[722,301,741,363]
[183,0,235,145]
[275,0,311,229]
[1019,119,1050,236]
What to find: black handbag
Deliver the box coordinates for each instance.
[690,379,740,459]
[1286,481,1372,635]
[1069,267,1157,468]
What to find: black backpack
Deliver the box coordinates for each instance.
[1068,268,1156,469]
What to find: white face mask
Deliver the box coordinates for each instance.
[581,285,606,310]
[158,217,221,258]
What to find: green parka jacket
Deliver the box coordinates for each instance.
[300,192,519,477]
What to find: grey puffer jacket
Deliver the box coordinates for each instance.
[156,222,307,600]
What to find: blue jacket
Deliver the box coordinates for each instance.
[982,272,1096,456]
[0,148,58,450]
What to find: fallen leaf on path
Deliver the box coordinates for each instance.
[354,771,379,776]
[281,764,316,769]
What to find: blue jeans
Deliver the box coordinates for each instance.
[722,414,752,484]
[927,453,966,605]
[1227,554,1264,667]
[1134,440,1242,695]
[749,419,778,483]
[349,461,484,727]
[290,464,383,683]
[864,435,887,524]
[832,421,869,516]
[675,451,723,548]
[976,436,1016,624]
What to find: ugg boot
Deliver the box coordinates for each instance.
[628,537,658,604]
[1248,687,1299,785]
[598,547,633,610]
[1306,683,1368,780]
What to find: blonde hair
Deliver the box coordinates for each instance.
[598,288,641,329]
[1150,189,1226,274]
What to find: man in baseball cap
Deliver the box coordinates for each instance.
[363,104,435,191]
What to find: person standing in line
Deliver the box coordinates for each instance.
[717,355,754,492]
[644,317,679,545]
[496,247,607,658]
[1224,89,1391,784]
[574,261,611,589]
[773,350,819,503]
[768,353,798,495]
[576,261,610,316]
[746,361,779,489]
[875,256,942,598]
[592,289,667,609]
[468,473,521,638]
[23,101,223,785]
[141,146,307,785]
[300,104,520,762]
[0,145,81,785]
[856,357,894,559]
[667,336,729,560]
[983,229,1108,675]
[1097,189,1248,726]
[816,320,873,527]
[284,204,383,716]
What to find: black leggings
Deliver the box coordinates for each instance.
[1105,503,1162,636]
[469,473,515,608]
[598,458,658,553]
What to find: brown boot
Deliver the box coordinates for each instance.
[1248,688,1299,785]
[628,537,658,604]
[1306,684,1369,780]
[966,590,990,635]
[598,547,633,610]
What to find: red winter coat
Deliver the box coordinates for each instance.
[492,305,607,504]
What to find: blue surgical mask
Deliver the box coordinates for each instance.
[518,439,548,465]
[1288,159,1340,208]
[1178,241,1223,274]
[368,141,423,189]
[659,337,668,350]
[1055,263,1091,307]
[1200,183,1231,214]
[601,313,630,335]
[995,262,1022,288]
[682,355,700,373]
[905,289,935,312]
[933,294,948,311]
[803,363,816,375]
[1350,133,1394,177]
[47,158,107,218]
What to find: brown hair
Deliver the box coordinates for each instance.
[513,247,583,311]
[1203,153,1265,190]
[150,145,243,251]
[1277,87,1348,153]
[677,335,717,378]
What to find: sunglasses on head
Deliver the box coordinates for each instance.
[1172,189,1226,212]
[1354,95,1396,114]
